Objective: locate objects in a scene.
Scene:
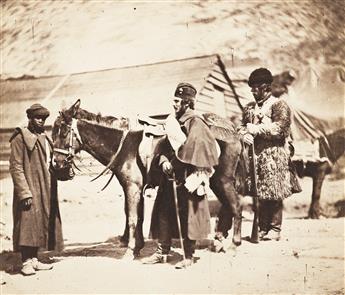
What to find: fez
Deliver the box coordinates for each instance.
[174,82,197,99]
[248,68,273,87]
[26,103,50,119]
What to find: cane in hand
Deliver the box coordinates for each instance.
[169,173,187,268]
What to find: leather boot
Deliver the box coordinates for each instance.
[141,244,169,264]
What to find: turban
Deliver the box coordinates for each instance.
[26,103,50,119]
[174,82,197,100]
[248,68,273,87]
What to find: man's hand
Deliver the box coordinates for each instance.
[243,133,254,145]
[21,197,32,211]
[162,161,173,176]
[246,123,261,135]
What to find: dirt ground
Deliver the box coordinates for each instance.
[0,174,344,294]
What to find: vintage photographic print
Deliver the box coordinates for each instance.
[0,0,344,294]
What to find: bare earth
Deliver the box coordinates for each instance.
[1,174,344,294]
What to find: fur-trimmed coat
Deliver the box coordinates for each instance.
[9,127,63,252]
[242,97,292,200]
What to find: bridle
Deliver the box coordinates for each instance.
[54,117,83,161]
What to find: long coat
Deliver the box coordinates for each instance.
[9,127,63,252]
[242,97,292,200]
[150,110,218,240]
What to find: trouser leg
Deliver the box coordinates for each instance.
[258,199,270,232]
[157,197,172,254]
[21,246,38,262]
[183,238,196,259]
[269,200,283,232]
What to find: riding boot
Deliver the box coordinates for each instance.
[175,238,196,269]
[258,199,270,237]
[266,200,283,241]
[141,243,170,264]
[183,238,196,259]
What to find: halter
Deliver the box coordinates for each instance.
[54,118,83,159]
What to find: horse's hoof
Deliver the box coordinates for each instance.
[232,238,241,247]
[122,249,136,261]
[133,249,141,258]
[308,211,320,219]
[226,243,237,257]
[213,239,225,253]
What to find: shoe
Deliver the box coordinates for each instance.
[264,230,281,241]
[21,259,36,276]
[259,230,268,240]
[175,258,193,269]
[141,252,168,264]
[31,258,53,271]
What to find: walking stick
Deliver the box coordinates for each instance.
[169,173,187,268]
[250,142,259,243]
[250,114,259,243]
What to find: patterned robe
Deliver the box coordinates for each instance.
[242,97,292,200]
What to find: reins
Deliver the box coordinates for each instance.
[91,129,129,184]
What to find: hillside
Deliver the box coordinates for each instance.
[1,0,344,78]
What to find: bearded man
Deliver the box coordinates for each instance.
[241,68,293,241]
[142,83,218,268]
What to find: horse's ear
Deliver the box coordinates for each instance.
[72,99,81,116]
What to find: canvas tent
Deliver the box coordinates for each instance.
[0,54,250,173]
[1,54,343,173]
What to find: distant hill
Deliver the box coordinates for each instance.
[1,0,344,78]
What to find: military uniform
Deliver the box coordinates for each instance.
[144,83,218,267]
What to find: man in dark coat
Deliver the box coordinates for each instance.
[240,68,296,241]
[9,103,63,276]
[142,83,218,268]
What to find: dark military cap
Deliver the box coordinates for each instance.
[174,82,197,99]
[26,103,50,119]
[248,68,273,87]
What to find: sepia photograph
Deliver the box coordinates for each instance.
[0,0,344,294]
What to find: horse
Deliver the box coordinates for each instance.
[272,70,345,218]
[294,128,345,218]
[52,99,246,258]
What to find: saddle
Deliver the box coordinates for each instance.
[137,114,167,137]
[137,115,167,172]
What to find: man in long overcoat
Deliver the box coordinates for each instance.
[241,68,295,241]
[9,103,63,276]
[142,83,219,268]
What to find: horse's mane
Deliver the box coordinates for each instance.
[75,108,129,130]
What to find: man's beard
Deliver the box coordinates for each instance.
[255,92,271,106]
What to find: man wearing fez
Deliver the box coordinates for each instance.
[241,68,293,241]
[9,103,63,276]
[143,83,218,268]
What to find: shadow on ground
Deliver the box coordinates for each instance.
[0,236,202,274]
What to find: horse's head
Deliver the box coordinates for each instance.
[52,99,83,181]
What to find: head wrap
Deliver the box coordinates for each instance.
[248,68,273,87]
[174,82,197,100]
[26,103,50,119]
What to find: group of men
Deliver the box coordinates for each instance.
[9,67,298,275]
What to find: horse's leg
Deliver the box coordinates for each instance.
[232,193,243,246]
[134,195,145,255]
[120,202,129,246]
[122,181,142,258]
[308,165,327,219]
